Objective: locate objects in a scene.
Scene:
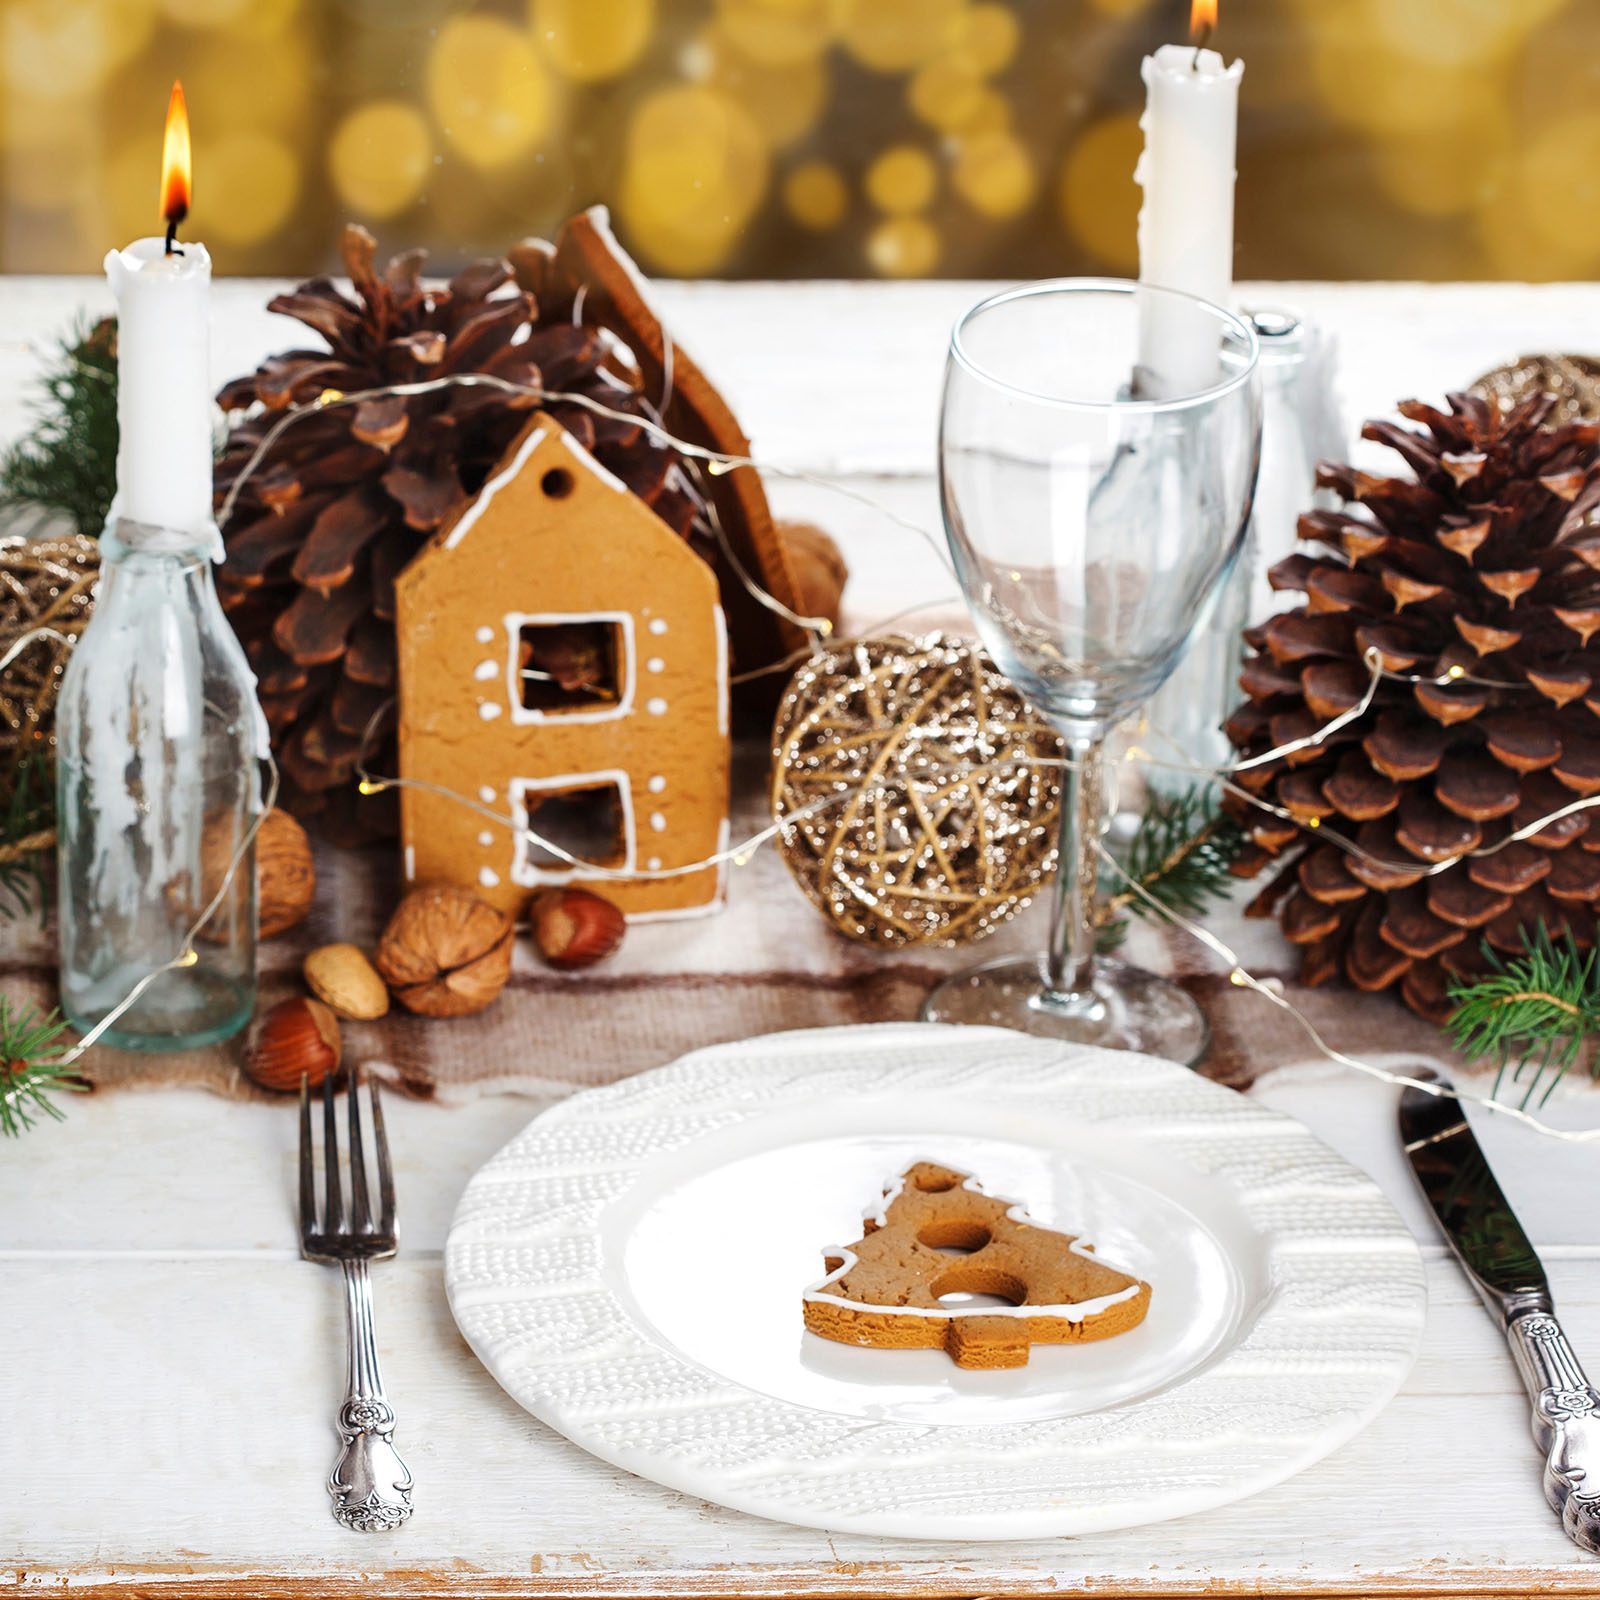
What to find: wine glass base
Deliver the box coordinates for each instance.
[920,955,1209,1066]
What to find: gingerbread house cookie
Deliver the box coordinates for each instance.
[394,413,728,920]
[803,1162,1151,1370]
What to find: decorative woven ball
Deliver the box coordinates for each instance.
[0,532,99,805]
[771,634,1061,947]
[1471,354,1600,425]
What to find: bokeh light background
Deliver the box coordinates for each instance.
[2,0,1596,281]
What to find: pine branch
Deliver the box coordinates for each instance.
[0,752,55,922]
[1445,925,1600,1108]
[0,1004,82,1137]
[1097,785,1245,949]
[0,317,118,538]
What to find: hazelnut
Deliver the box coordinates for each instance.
[375,884,513,1017]
[245,997,341,1093]
[304,943,389,1021]
[530,887,626,971]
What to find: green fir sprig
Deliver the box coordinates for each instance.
[1097,785,1245,948]
[1445,926,1600,1108]
[0,317,118,538]
[0,1003,81,1137]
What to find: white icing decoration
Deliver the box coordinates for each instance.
[506,610,635,725]
[479,785,497,803]
[646,697,668,716]
[647,656,665,674]
[649,617,668,636]
[479,701,503,720]
[647,856,662,870]
[404,845,415,881]
[474,660,497,681]
[801,1171,1144,1324]
[557,429,629,496]
[477,830,494,847]
[476,626,494,644]
[479,866,501,888]
[648,775,666,794]
[445,427,546,549]
[714,604,729,738]
[508,769,636,888]
[649,812,666,833]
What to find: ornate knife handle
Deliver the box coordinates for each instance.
[329,1259,414,1532]
[1510,1311,1600,1554]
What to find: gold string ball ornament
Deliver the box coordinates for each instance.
[0,533,99,807]
[771,634,1062,947]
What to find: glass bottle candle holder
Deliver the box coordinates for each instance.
[55,516,268,1051]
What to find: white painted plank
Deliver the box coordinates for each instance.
[4,1253,1597,1593]
[6,277,1600,477]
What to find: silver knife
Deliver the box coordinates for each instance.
[1401,1073,1600,1554]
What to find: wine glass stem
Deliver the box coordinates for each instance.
[1042,734,1103,1006]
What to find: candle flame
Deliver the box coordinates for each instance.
[160,81,191,230]
[1190,0,1218,38]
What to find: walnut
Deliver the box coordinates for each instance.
[375,884,513,1017]
[198,806,315,942]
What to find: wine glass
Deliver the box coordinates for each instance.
[923,279,1261,1063]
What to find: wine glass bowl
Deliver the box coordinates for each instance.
[924,280,1261,1063]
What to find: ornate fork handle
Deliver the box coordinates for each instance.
[329,1257,413,1531]
[1509,1311,1600,1554]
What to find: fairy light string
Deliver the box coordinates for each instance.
[9,360,1600,1140]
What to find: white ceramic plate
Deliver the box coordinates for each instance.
[445,1023,1425,1539]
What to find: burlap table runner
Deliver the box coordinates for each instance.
[1,742,1468,1107]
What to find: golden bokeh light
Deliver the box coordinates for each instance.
[907,58,992,134]
[1475,106,1600,280]
[200,132,299,247]
[836,0,964,74]
[159,0,252,27]
[866,215,940,276]
[714,0,834,66]
[4,0,1600,285]
[952,129,1034,219]
[1,0,153,98]
[865,145,938,216]
[945,4,1020,77]
[619,83,768,274]
[531,0,655,83]
[329,101,433,219]
[426,14,553,171]
[693,22,826,150]
[783,160,847,229]
[1058,111,1143,271]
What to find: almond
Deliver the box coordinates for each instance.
[529,887,625,971]
[304,942,390,1021]
[245,997,341,1093]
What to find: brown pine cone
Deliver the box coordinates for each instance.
[1227,388,1600,1022]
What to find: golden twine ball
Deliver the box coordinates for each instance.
[1471,354,1600,426]
[0,532,99,826]
[771,633,1061,947]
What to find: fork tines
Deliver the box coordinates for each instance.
[299,1069,398,1260]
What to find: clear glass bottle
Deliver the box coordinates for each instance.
[55,518,266,1050]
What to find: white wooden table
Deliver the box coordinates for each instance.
[4,277,1600,1597]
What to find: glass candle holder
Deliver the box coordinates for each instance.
[55,517,267,1050]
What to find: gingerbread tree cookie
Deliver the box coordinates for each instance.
[803,1162,1151,1370]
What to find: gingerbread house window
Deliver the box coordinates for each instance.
[507,611,635,724]
[510,771,635,886]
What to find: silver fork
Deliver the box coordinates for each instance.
[298,1068,414,1531]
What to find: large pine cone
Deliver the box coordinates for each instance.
[215,224,698,842]
[1226,389,1600,1022]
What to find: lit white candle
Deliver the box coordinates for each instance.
[1134,3,1243,396]
[103,82,216,545]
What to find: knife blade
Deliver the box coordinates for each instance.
[1401,1074,1600,1554]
